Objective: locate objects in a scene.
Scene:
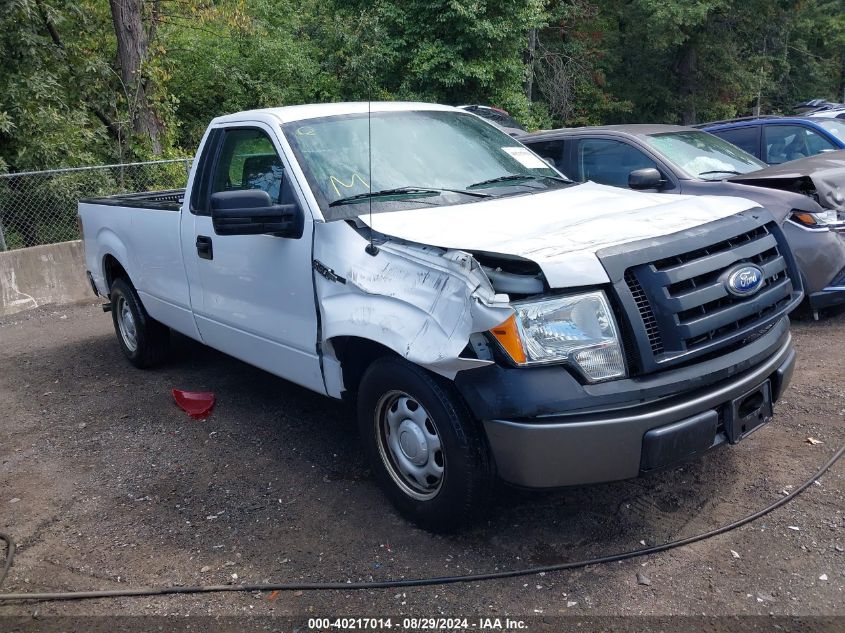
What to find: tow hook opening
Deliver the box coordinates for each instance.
[737,391,765,419]
[726,381,773,443]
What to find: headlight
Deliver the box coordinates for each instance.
[790,209,840,227]
[489,291,627,382]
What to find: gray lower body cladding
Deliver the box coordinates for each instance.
[455,317,794,488]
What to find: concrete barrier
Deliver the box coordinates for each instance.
[0,240,94,316]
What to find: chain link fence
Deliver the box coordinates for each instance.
[0,159,193,251]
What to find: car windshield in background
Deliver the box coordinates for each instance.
[817,119,845,140]
[283,110,563,220]
[645,130,766,180]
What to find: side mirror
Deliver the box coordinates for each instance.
[628,168,664,191]
[211,190,304,239]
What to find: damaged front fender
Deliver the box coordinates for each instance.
[728,151,845,214]
[313,221,513,396]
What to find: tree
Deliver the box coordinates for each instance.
[0,0,115,172]
[3,0,845,171]
[109,0,165,154]
[531,0,631,126]
[316,0,547,125]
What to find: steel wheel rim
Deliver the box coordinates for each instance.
[116,295,138,352]
[374,390,445,501]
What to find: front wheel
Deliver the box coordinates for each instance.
[357,357,494,532]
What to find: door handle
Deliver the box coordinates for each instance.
[196,235,213,260]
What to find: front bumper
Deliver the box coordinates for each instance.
[809,288,845,312]
[808,265,845,312]
[456,318,795,488]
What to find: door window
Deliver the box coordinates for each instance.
[713,126,760,157]
[526,139,567,172]
[576,138,659,187]
[211,128,285,203]
[763,125,836,163]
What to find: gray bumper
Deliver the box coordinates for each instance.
[482,333,795,488]
[809,287,845,312]
[808,264,845,312]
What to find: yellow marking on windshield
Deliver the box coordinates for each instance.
[330,173,369,197]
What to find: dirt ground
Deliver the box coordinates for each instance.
[0,302,843,625]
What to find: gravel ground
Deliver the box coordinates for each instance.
[0,302,843,625]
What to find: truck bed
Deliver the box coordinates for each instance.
[79,188,196,338]
[79,189,185,212]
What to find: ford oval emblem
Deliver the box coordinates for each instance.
[724,264,764,297]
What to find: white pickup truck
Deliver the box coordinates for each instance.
[79,102,802,531]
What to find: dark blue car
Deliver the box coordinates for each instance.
[700,116,845,164]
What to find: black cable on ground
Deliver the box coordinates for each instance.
[0,533,14,590]
[0,439,842,604]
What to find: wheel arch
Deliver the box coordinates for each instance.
[103,253,131,292]
[94,227,133,296]
[324,335,398,401]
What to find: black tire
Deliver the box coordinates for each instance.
[109,277,170,368]
[356,356,494,532]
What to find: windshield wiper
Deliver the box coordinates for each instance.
[328,186,491,207]
[698,169,743,177]
[468,173,573,189]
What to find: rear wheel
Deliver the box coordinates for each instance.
[110,277,170,368]
[357,357,494,532]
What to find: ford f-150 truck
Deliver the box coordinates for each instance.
[79,102,803,531]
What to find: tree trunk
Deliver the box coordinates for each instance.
[525,28,537,101]
[841,49,845,104]
[109,0,163,154]
[677,42,698,125]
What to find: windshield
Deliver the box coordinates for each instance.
[283,110,564,220]
[817,119,845,142]
[644,130,766,180]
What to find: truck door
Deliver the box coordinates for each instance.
[180,123,325,394]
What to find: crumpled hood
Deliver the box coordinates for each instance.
[362,181,759,288]
[728,150,845,212]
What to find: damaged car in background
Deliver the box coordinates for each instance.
[726,149,845,219]
[79,103,802,531]
[521,125,845,318]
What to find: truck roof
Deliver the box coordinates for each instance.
[211,101,458,125]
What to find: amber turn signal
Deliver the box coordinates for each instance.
[791,211,818,226]
[489,314,526,365]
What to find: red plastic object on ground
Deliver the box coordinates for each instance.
[171,389,215,419]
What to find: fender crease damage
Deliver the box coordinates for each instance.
[315,229,516,394]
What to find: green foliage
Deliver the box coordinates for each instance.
[165,0,339,149]
[312,1,544,112]
[767,0,845,110]
[0,0,111,171]
[1,0,844,170]
[530,1,632,125]
[599,0,845,124]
